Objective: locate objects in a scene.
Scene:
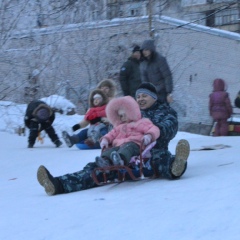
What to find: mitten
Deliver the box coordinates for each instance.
[100,138,109,149]
[143,134,152,146]
[72,124,81,132]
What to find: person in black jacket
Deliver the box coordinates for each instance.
[119,45,142,97]
[24,100,62,148]
[140,40,173,103]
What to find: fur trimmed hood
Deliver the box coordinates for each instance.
[106,96,141,127]
[89,89,108,108]
[97,79,116,99]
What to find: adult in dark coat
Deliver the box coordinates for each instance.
[24,100,62,148]
[37,83,190,196]
[119,45,142,97]
[140,39,173,103]
[209,78,232,136]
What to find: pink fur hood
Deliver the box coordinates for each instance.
[106,96,141,127]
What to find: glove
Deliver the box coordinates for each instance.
[100,138,109,149]
[143,134,152,146]
[72,124,81,132]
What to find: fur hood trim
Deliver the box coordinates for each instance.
[89,89,108,108]
[106,96,141,127]
[97,79,116,99]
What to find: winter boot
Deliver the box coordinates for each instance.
[37,165,64,196]
[28,143,34,148]
[95,156,111,168]
[171,139,190,177]
[62,131,79,148]
[110,151,124,166]
[54,139,63,148]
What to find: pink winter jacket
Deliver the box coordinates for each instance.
[102,96,160,148]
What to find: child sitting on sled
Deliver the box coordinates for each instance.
[95,96,160,167]
[63,89,109,147]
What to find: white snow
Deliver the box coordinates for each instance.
[0,96,240,240]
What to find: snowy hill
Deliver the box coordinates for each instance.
[0,98,240,240]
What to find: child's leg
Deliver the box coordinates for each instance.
[43,123,60,144]
[214,120,220,136]
[101,146,119,161]
[117,142,140,165]
[219,119,229,136]
[28,121,39,147]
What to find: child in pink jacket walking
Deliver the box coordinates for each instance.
[96,96,160,167]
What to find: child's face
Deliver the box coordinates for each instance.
[93,97,102,106]
[118,109,128,123]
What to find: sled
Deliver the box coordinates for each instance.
[92,141,156,185]
[75,142,101,150]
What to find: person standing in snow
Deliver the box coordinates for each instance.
[95,96,160,167]
[140,39,173,103]
[62,79,116,148]
[119,45,142,97]
[24,100,62,148]
[37,83,190,196]
[209,78,232,136]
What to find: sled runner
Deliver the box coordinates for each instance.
[92,141,156,185]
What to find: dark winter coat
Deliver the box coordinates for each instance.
[24,100,55,128]
[209,79,232,120]
[140,40,173,101]
[141,100,178,150]
[234,91,240,108]
[119,57,141,97]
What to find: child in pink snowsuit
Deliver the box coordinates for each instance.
[96,96,160,167]
[209,78,232,136]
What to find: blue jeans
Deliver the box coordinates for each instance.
[76,126,108,144]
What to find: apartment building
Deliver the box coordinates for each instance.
[106,0,240,33]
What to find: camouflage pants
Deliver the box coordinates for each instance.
[150,148,187,179]
[57,162,100,193]
[57,149,187,194]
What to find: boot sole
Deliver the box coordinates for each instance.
[62,131,73,148]
[37,165,56,196]
[171,139,190,177]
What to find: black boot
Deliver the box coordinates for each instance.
[37,165,64,196]
[54,139,63,148]
[62,131,79,148]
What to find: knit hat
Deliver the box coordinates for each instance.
[141,40,156,52]
[93,93,103,100]
[34,106,51,122]
[132,45,141,53]
[135,83,158,100]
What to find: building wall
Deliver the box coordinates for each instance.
[1,16,240,134]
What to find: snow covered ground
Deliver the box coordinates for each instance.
[0,97,240,240]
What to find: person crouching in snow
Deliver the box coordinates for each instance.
[95,96,160,167]
[62,89,109,147]
[24,100,62,148]
[209,78,232,136]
